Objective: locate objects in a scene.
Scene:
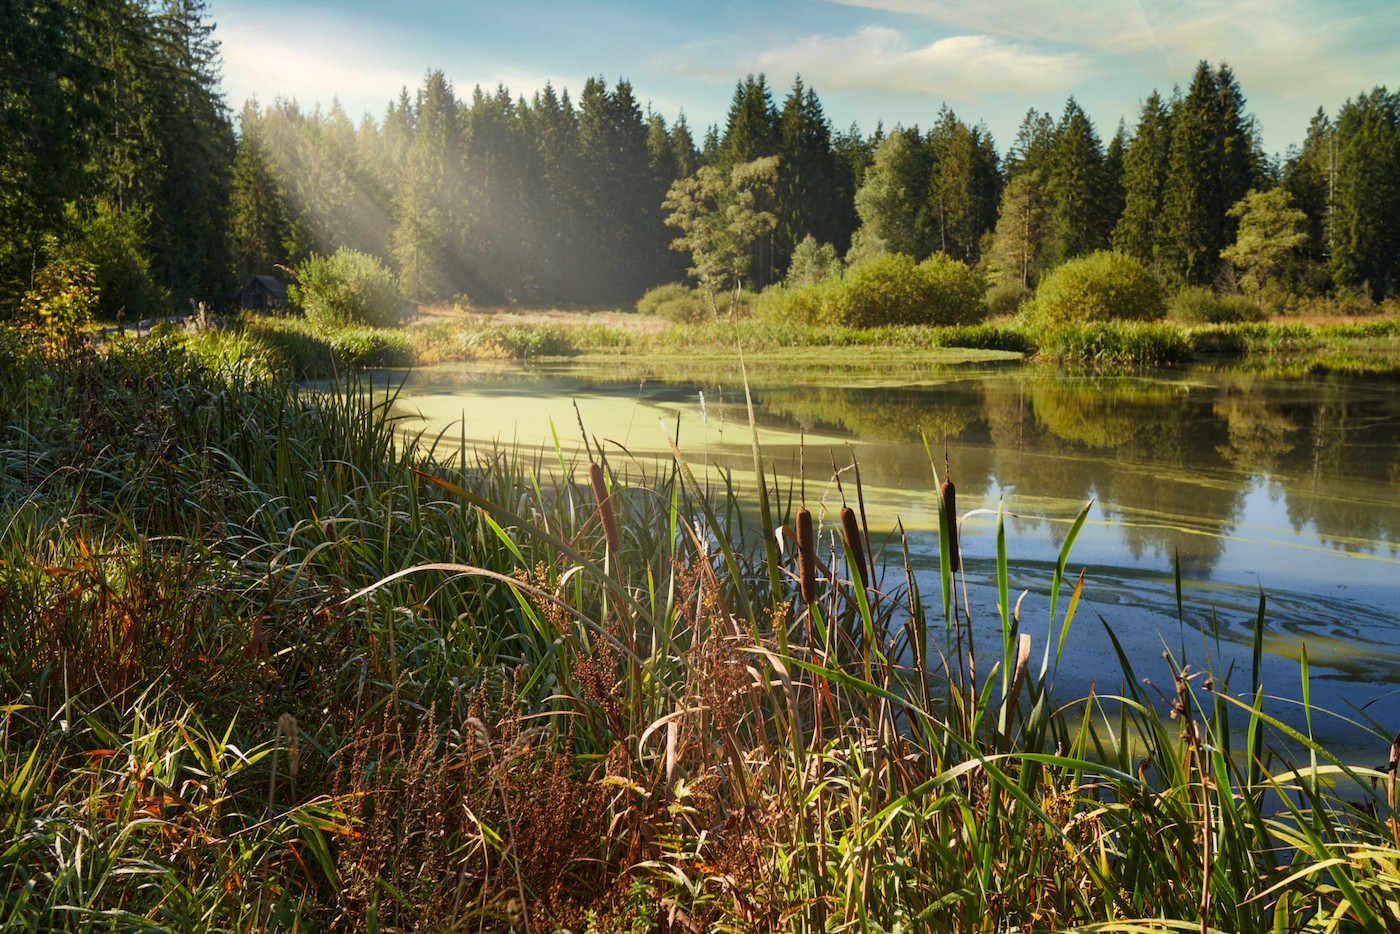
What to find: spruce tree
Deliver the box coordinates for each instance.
[1113,91,1173,266]
[1283,109,1335,266]
[924,107,999,264]
[1045,97,1108,264]
[775,77,842,274]
[718,74,779,169]
[1330,88,1400,298]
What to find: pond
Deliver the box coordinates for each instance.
[367,356,1400,760]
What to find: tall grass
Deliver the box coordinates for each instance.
[3,332,1398,931]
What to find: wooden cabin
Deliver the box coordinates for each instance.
[235,275,289,311]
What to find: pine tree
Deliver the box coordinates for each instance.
[924,107,999,264]
[985,170,1049,288]
[394,71,463,302]
[718,74,779,169]
[1283,109,1335,265]
[1330,88,1400,298]
[228,102,291,281]
[1103,121,1127,236]
[1113,91,1173,265]
[1044,97,1108,264]
[775,77,843,273]
[148,0,235,302]
[0,1,87,294]
[1161,62,1263,286]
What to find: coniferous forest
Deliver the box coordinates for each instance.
[3,2,1399,321]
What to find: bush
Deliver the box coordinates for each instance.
[19,256,99,361]
[752,282,830,325]
[984,280,1032,318]
[824,252,985,328]
[289,248,402,332]
[1024,251,1165,330]
[635,282,709,324]
[1170,286,1266,324]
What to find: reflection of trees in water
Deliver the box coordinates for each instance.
[1268,380,1400,551]
[393,363,1400,564]
[986,374,1242,574]
[1025,375,1176,449]
[1212,377,1301,473]
[762,385,978,442]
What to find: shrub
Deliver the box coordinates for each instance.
[752,282,830,325]
[1023,251,1165,330]
[824,252,985,328]
[984,280,1032,318]
[289,248,402,332]
[635,282,709,324]
[1170,286,1266,324]
[19,256,100,361]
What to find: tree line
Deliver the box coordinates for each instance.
[1,0,232,319]
[4,2,1398,320]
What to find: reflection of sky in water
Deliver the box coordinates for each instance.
[368,360,1400,757]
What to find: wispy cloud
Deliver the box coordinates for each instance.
[828,0,1393,93]
[220,16,421,117]
[664,25,1085,104]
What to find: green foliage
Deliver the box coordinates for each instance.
[59,200,167,321]
[984,280,1033,317]
[664,156,779,298]
[1329,88,1400,298]
[18,256,99,361]
[1024,250,1166,330]
[635,282,709,323]
[752,281,832,325]
[785,235,842,287]
[289,248,403,332]
[1035,320,1193,365]
[824,252,986,327]
[1170,285,1267,324]
[1221,187,1309,297]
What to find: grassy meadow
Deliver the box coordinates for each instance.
[3,327,1400,932]
[239,298,1400,377]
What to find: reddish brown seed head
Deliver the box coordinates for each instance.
[940,480,959,573]
[796,507,817,604]
[839,505,867,587]
[589,462,620,556]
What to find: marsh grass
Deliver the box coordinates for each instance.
[3,331,1399,931]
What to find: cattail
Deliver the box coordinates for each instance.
[840,505,866,587]
[588,462,620,556]
[941,479,959,573]
[796,506,817,604]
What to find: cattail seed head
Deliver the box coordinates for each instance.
[941,480,959,573]
[588,462,621,556]
[840,506,866,587]
[796,507,817,604]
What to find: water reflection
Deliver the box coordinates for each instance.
[375,359,1400,753]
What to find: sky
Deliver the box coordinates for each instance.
[215,0,1399,158]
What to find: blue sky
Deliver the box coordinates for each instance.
[216,0,1399,157]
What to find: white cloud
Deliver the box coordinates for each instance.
[219,16,421,118]
[668,25,1085,104]
[828,0,1396,95]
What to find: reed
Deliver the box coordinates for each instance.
[3,329,1398,932]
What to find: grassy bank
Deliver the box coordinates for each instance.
[4,333,1399,931]
[241,305,1400,375]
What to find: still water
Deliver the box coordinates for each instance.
[373,357,1400,758]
